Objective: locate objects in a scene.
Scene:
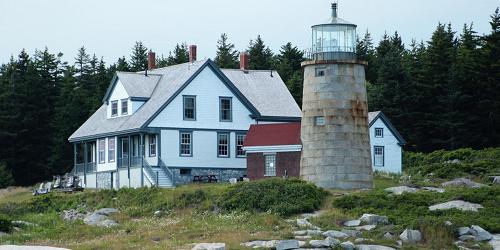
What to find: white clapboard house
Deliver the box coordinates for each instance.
[368,111,406,173]
[68,47,301,188]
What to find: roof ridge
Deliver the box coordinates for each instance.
[116,71,163,76]
[221,68,278,72]
[147,59,209,72]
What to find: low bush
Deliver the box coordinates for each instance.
[218,178,328,216]
[0,214,12,232]
[332,186,500,232]
[404,147,500,179]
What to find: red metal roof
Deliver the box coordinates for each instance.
[244,122,301,147]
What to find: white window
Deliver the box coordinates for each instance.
[183,96,196,120]
[98,139,105,163]
[314,116,325,126]
[264,154,276,176]
[149,135,156,157]
[220,97,232,122]
[180,132,192,156]
[121,99,128,115]
[111,101,118,116]
[375,128,383,138]
[218,133,229,157]
[236,134,246,157]
[108,138,115,162]
[374,146,384,166]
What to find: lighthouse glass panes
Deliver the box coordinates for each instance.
[312,24,356,57]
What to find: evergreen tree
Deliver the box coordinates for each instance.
[130,41,148,71]
[477,8,500,147]
[248,35,274,70]
[276,42,304,106]
[356,31,377,83]
[214,33,239,68]
[166,43,189,65]
[115,56,130,71]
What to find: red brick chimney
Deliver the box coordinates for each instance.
[189,45,197,63]
[147,51,156,70]
[240,52,249,71]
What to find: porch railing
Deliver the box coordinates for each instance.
[74,162,96,174]
[158,157,175,186]
[142,159,158,186]
[118,156,142,168]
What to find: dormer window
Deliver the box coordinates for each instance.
[111,101,118,117]
[121,99,128,115]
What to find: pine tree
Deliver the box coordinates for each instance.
[477,8,500,147]
[115,56,130,71]
[248,35,274,70]
[214,33,239,68]
[276,42,304,105]
[166,43,189,65]
[356,31,377,83]
[130,41,148,71]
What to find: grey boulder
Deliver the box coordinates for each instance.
[323,230,349,239]
[359,214,388,225]
[458,227,471,236]
[355,225,377,231]
[385,186,418,195]
[192,243,225,250]
[458,235,476,241]
[340,241,355,250]
[356,245,396,250]
[470,225,493,241]
[94,208,119,216]
[342,229,362,238]
[399,229,422,243]
[276,240,299,250]
[422,187,445,193]
[83,213,108,225]
[344,220,361,227]
[489,234,500,250]
[309,237,339,248]
[429,200,483,212]
[96,219,119,227]
[441,178,485,188]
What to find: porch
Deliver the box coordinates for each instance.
[72,133,174,188]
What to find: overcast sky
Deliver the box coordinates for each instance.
[0,0,498,65]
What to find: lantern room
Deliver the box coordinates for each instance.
[311,3,357,60]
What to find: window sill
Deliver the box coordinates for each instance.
[180,155,193,157]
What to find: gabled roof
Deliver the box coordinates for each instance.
[102,72,162,102]
[69,59,301,142]
[244,123,301,147]
[368,111,406,145]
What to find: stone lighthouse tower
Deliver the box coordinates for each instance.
[300,3,373,189]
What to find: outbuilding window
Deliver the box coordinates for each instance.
[314,116,326,126]
[374,146,384,166]
[264,154,276,176]
[375,128,384,138]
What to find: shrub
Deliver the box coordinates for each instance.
[404,147,500,179]
[218,178,328,216]
[0,162,14,188]
[332,186,500,232]
[0,214,12,232]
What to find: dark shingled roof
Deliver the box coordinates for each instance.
[244,123,301,147]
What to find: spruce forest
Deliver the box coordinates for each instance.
[0,9,499,186]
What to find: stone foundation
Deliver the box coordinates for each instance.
[171,168,247,185]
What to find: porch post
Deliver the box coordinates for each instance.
[127,136,131,188]
[73,143,77,175]
[140,133,144,187]
[83,142,88,186]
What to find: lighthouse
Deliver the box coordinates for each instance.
[300,3,373,189]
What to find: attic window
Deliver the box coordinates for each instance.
[121,99,128,115]
[111,101,118,117]
[375,128,383,138]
